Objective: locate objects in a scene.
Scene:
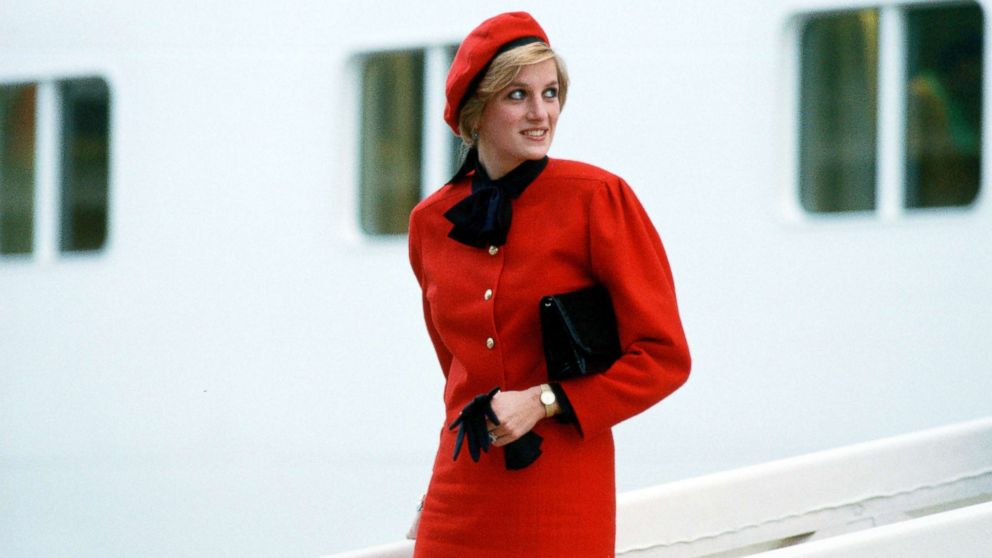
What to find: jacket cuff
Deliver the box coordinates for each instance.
[550,382,578,426]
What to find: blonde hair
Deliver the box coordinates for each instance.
[457,42,569,147]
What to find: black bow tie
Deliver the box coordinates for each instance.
[444,151,548,249]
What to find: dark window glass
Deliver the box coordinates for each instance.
[359,50,424,235]
[0,84,37,255]
[60,78,110,252]
[447,44,466,180]
[905,3,983,208]
[450,137,465,178]
[800,10,879,213]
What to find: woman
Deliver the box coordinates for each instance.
[408,12,691,557]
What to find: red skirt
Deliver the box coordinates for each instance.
[413,419,616,558]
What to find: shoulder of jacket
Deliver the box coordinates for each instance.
[411,181,467,218]
[544,158,626,193]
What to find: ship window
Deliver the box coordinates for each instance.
[59,78,111,252]
[0,84,37,255]
[799,10,879,213]
[359,50,425,235]
[0,76,110,260]
[446,44,465,180]
[797,3,984,215]
[357,45,461,236]
[905,4,983,208]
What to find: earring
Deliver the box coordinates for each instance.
[471,129,479,142]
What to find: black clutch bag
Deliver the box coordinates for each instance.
[539,285,622,381]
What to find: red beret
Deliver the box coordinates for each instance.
[444,12,550,135]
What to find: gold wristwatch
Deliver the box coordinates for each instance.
[539,383,557,418]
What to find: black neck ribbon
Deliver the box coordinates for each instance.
[443,150,548,248]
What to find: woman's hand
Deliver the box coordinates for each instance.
[487,386,545,447]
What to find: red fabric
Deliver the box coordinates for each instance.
[408,159,691,557]
[444,11,549,135]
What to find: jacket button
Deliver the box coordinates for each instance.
[484,289,493,301]
[486,337,495,349]
[488,245,499,256]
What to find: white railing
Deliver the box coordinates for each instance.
[324,417,992,558]
[749,500,992,558]
[615,416,992,557]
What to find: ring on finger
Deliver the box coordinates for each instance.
[488,432,499,443]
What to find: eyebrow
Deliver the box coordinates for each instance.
[508,80,559,88]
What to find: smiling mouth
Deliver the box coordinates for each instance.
[522,129,547,138]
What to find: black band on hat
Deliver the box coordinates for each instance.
[457,36,546,119]
[493,36,545,58]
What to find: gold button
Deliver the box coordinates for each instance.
[486,337,495,349]
[484,289,493,301]
[488,245,499,256]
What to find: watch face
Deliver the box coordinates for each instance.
[540,391,556,405]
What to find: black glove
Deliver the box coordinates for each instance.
[448,387,544,470]
[449,387,501,462]
[503,431,542,470]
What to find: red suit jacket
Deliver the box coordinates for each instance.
[409,158,690,557]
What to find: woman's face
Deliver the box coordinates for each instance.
[476,58,560,178]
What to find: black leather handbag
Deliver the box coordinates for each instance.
[539,285,622,381]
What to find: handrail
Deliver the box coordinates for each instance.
[615,416,992,556]
[750,500,992,557]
